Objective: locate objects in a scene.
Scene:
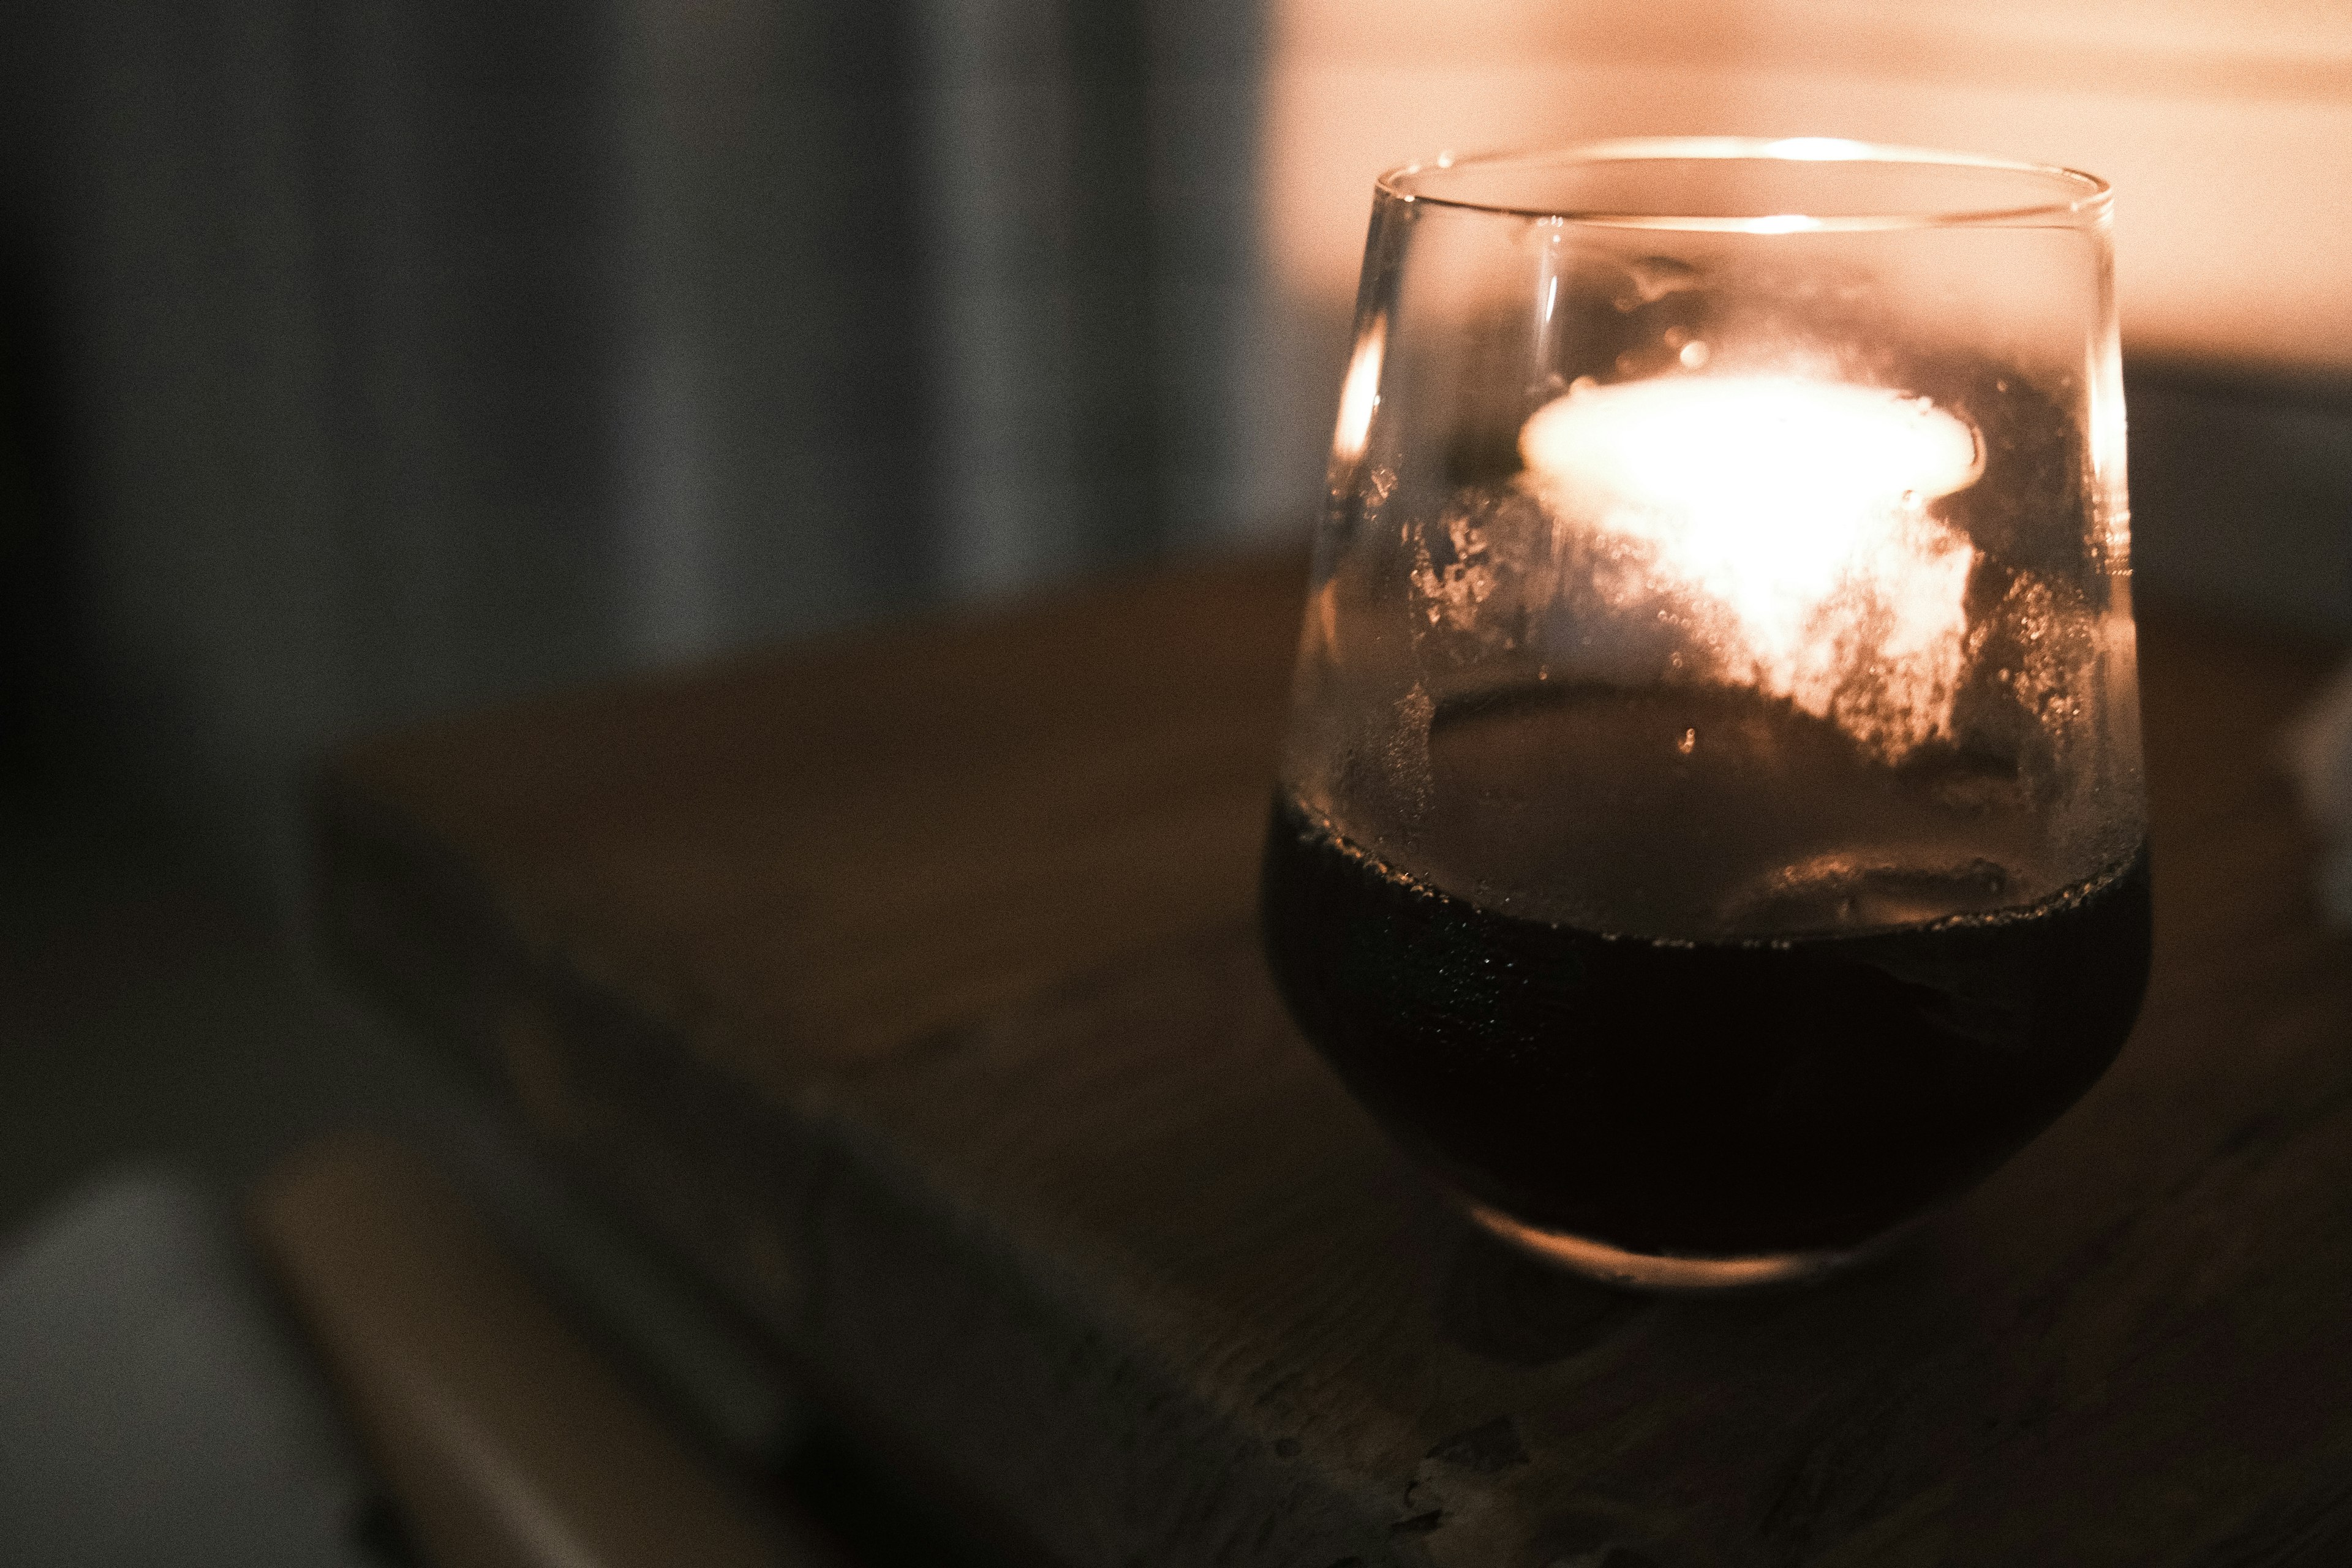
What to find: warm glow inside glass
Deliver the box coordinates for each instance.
[1261,139,2150,1289]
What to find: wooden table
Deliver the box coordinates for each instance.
[316,550,2352,1568]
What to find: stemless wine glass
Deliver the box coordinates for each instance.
[1260,139,2150,1289]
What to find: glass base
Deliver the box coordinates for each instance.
[1461,1200,1872,1291]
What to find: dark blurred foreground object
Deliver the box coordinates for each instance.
[0,1168,388,1567]
[2283,662,2352,923]
[253,1131,829,1568]
[317,550,2352,1566]
[0,1152,836,1568]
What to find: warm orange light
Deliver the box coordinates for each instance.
[1332,317,1387,462]
[1265,0,2352,374]
[1520,374,1983,756]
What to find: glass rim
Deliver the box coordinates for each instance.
[1376,137,2112,232]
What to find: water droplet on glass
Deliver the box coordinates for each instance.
[1677,728,1697,756]
[1678,339,1711,369]
[1626,254,1699,302]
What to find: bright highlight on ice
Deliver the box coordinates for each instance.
[1519,374,1984,756]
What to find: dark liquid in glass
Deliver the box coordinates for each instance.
[1261,682,2151,1259]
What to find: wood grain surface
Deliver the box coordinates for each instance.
[316,548,2352,1567]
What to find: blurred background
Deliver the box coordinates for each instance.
[1,0,2350,920]
[0,0,2346,1560]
